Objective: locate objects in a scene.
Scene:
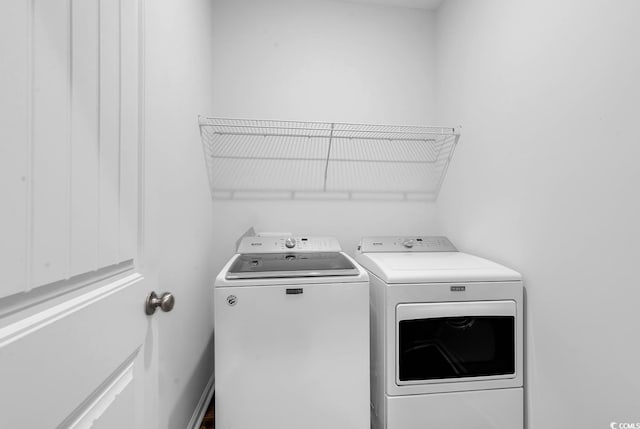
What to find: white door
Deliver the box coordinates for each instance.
[0,1,159,428]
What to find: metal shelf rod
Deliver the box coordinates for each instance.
[213,131,439,142]
[209,155,440,164]
[201,118,456,135]
[212,132,329,138]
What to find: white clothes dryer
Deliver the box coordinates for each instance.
[214,236,370,429]
[355,236,524,429]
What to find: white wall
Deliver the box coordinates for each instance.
[435,1,640,427]
[209,0,440,270]
[144,0,216,427]
[211,0,436,124]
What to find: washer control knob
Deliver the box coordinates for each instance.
[285,237,296,249]
[402,239,415,248]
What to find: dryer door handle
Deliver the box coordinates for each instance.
[397,300,515,321]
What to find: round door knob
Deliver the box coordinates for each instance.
[146,291,175,315]
[285,237,296,249]
[403,239,415,248]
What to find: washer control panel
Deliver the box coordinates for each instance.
[237,236,343,254]
[358,236,457,253]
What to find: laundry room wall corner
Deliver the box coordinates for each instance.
[435,1,640,427]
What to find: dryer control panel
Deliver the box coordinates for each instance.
[358,236,457,253]
[236,236,343,254]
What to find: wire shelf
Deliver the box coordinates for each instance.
[199,117,460,200]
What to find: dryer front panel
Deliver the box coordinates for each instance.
[384,282,523,396]
[396,301,516,385]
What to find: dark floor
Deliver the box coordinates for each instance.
[199,394,214,429]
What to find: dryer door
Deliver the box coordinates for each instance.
[396,301,517,386]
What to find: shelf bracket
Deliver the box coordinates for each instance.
[322,123,335,191]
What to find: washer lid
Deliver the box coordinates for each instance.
[354,251,521,283]
[226,252,359,279]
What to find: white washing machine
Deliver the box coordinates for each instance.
[355,236,524,429]
[214,236,370,429]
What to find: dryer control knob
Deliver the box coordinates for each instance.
[402,239,415,248]
[285,237,296,249]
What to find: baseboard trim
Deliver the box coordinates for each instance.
[186,373,215,429]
